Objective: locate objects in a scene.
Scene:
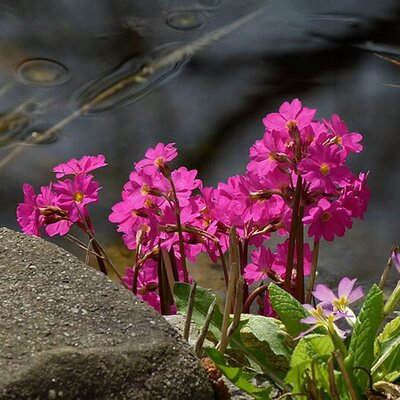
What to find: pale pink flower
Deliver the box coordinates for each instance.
[313,277,364,326]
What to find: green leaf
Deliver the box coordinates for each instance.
[240,315,292,361]
[174,281,224,340]
[285,334,334,396]
[268,283,315,337]
[206,348,273,400]
[290,334,334,368]
[174,282,291,391]
[346,284,384,391]
[372,316,400,382]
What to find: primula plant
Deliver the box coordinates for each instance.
[16,99,399,398]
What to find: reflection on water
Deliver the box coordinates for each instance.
[0,0,399,290]
[166,10,207,31]
[0,110,31,147]
[15,58,70,88]
[73,43,191,113]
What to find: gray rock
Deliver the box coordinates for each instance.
[0,228,214,400]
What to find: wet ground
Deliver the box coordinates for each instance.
[1,0,399,290]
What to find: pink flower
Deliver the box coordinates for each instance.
[36,185,72,236]
[339,172,370,219]
[313,277,364,309]
[123,260,161,312]
[298,303,346,339]
[53,174,101,222]
[323,114,363,154]
[273,239,313,279]
[53,154,107,178]
[298,143,352,194]
[391,248,400,274]
[244,246,275,284]
[313,277,364,326]
[263,98,316,133]
[135,142,178,172]
[303,198,352,241]
[16,184,41,236]
[247,130,290,176]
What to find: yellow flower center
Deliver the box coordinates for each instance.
[73,191,84,203]
[333,296,348,312]
[320,163,330,176]
[141,184,150,195]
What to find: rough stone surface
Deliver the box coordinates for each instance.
[0,228,214,400]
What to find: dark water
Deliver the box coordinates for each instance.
[0,0,399,289]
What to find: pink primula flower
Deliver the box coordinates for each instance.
[244,246,275,284]
[263,98,316,133]
[272,239,313,279]
[323,114,363,154]
[53,174,100,222]
[313,277,364,326]
[303,198,352,241]
[123,260,161,312]
[135,142,178,171]
[36,185,72,236]
[16,183,41,236]
[339,172,370,219]
[299,143,352,194]
[53,154,107,178]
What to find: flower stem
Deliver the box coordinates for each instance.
[383,279,400,318]
[295,206,304,302]
[379,246,397,290]
[243,284,269,313]
[284,174,302,292]
[164,166,189,283]
[306,240,320,304]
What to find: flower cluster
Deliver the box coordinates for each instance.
[16,99,370,315]
[16,155,106,237]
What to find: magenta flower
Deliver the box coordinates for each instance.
[53,174,100,222]
[244,246,275,284]
[135,142,178,172]
[323,114,363,155]
[298,143,351,194]
[339,172,370,219]
[303,198,352,241]
[16,184,41,236]
[36,185,72,236]
[53,154,107,178]
[273,238,313,279]
[313,277,364,326]
[122,260,161,312]
[247,130,290,176]
[263,98,316,133]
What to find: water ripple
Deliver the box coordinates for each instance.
[72,43,191,114]
[15,58,70,88]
